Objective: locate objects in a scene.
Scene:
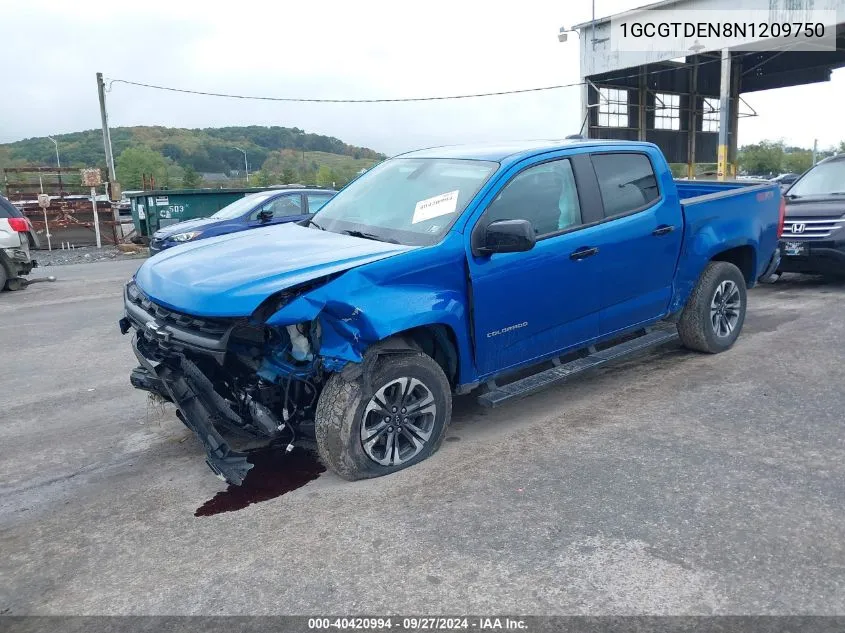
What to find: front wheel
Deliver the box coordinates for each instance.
[315,352,451,480]
[677,261,747,353]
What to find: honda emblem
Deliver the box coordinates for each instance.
[791,223,806,234]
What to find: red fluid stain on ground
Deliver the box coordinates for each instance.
[195,447,325,517]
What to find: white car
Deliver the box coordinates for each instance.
[0,194,38,291]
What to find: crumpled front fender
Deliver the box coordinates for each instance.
[262,236,473,378]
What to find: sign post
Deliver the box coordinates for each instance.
[80,168,103,248]
[37,193,52,251]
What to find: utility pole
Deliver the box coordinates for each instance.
[812,138,818,166]
[96,73,117,187]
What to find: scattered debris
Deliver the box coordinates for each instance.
[117,243,146,254]
[35,245,148,267]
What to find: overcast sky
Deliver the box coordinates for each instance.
[2,0,843,155]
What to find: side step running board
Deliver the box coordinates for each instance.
[477,328,679,408]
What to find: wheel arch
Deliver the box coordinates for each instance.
[349,324,460,388]
[710,244,757,286]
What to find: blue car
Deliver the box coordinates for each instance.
[148,188,335,254]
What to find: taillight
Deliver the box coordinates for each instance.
[777,196,786,239]
[7,217,29,232]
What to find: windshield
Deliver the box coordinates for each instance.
[210,191,277,219]
[788,161,845,197]
[311,158,498,245]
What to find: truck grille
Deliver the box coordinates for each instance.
[129,294,230,336]
[781,215,845,240]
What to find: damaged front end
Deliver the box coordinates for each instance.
[120,280,328,485]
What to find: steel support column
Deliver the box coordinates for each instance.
[729,58,741,178]
[717,49,731,181]
[687,56,699,179]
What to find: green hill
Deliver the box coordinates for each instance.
[0,125,385,190]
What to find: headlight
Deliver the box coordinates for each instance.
[170,231,202,242]
[126,280,140,301]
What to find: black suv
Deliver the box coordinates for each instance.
[779,155,845,278]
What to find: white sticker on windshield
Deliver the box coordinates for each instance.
[412,190,459,224]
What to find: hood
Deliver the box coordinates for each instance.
[135,223,414,317]
[153,217,223,239]
[785,196,845,218]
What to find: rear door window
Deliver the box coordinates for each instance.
[249,194,302,220]
[590,153,660,218]
[306,193,334,213]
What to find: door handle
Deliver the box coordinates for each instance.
[570,246,599,260]
[652,225,675,236]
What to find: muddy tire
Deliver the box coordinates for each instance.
[315,353,451,480]
[677,261,747,354]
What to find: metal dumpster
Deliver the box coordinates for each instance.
[127,188,269,238]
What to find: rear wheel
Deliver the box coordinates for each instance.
[0,265,7,292]
[677,261,747,353]
[315,352,451,480]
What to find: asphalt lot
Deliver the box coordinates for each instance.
[1,259,843,615]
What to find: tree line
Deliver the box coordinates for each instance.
[1,125,384,190]
[738,140,843,176]
[113,146,377,190]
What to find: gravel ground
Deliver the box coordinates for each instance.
[1,262,844,616]
[33,245,148,267]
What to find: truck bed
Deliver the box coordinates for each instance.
[669,179,782,313]
[674,179,770,201]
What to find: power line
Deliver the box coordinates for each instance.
[105,54,736,104]
[103,67,683,103]
[105,78,584,103]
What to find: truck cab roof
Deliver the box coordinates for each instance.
[398,139,657,164]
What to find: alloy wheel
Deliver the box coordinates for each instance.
[710,279,742,338]
[360,377,437,466]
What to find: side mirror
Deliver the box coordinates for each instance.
[476,219,536,256]
[257,210,273,222]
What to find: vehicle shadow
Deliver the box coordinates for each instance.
[763,272,845,292]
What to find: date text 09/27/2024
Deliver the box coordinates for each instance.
[307,617,527,630]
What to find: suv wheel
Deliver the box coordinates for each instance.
[677,261,747,353]
[5,277,24,291]
[315,352,451,480]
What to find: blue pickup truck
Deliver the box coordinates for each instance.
[121,139,783,484]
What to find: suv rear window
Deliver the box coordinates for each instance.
[0,195,24,218]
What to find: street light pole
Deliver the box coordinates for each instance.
[234,147,249,184]
[46,135,64,198]
[47,136,60,169]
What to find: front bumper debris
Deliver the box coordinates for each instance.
[131,334,254,485]
[122,282,258,485]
